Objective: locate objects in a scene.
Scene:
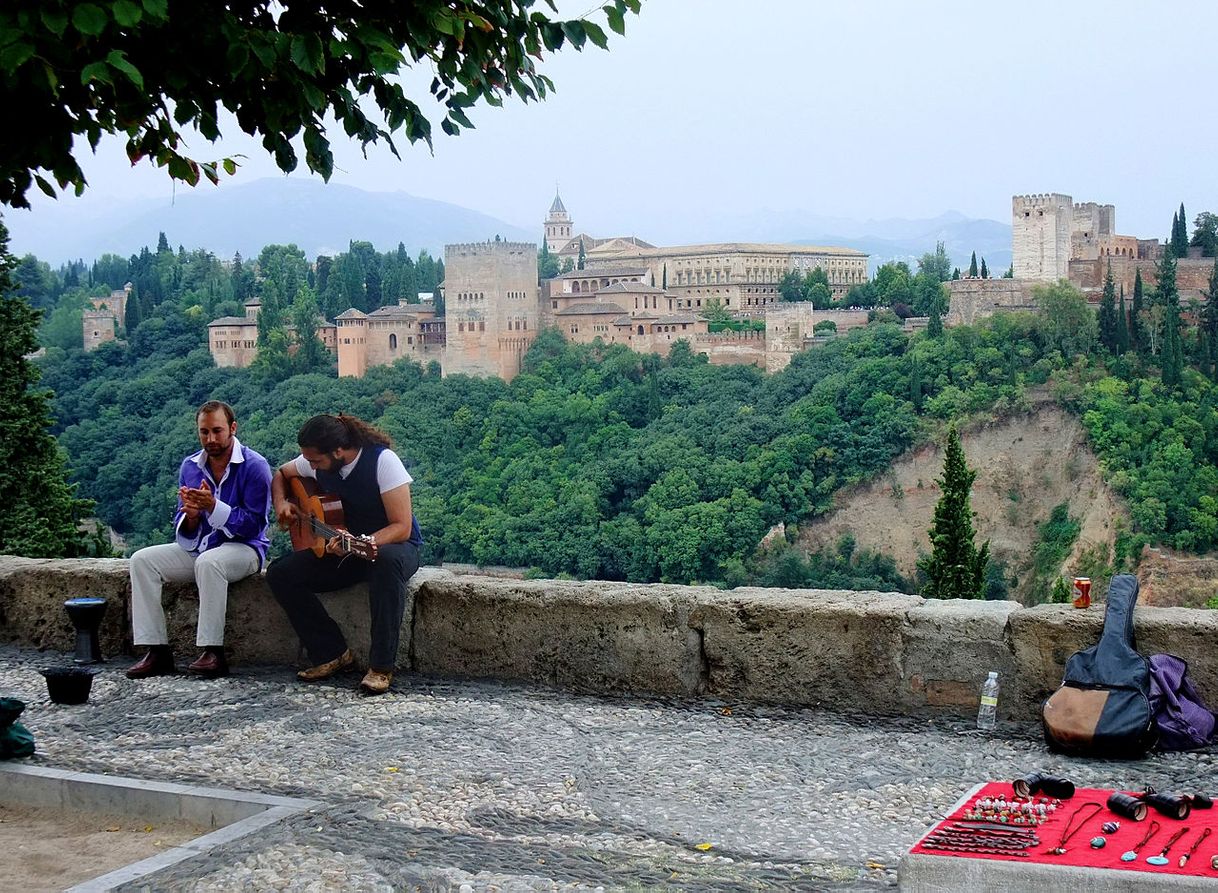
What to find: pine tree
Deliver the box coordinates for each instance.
[917,425,990,600]
[980,257,989,279]
[1130,268,1144,353]
[0,220,96,557]
[968,251,978,278]
[1116,284,1130,354]
[1098,261,1119,352]
[1157,250,1183,386]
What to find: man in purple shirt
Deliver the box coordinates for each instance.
[125,401,272,679]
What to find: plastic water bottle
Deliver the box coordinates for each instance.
[977,671,999,731]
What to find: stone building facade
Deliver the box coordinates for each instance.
[1012,193,1148,283]
[443,240,539,382]
[943,278,1039,327]
[335,300,442,377]
[82,284,131,350]
[209,298,337,369]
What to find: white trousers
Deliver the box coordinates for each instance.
[129,542,259,647]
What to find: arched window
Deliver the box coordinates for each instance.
[637,325,645,336]
[389,334,398,349]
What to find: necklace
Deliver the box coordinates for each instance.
[1046,801,1102,855]
[1177,827,1211,868]
[1147,826,1189,865]
[1120,820,1160,862]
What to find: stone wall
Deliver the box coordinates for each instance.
[944,278,1038,326]
[4,557,1216,722]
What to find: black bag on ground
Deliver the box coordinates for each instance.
[1042,574,1157,758]
[0,697,35,759]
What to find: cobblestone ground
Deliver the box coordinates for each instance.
[1,645,1214,891]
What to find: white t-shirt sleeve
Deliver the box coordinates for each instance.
[292,455,316,480]
[377,450,413,493]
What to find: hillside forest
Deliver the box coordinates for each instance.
[12,221,1218,604]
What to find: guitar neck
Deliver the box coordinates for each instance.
[303,514,375,560]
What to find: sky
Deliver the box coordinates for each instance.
[12,0,1218,243]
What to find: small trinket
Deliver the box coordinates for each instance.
[1089,836,1105,849]
[1101,821,1120,834]
[1048,847,1066,855]
[1211,854,1218,870]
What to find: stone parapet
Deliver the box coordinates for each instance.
[3,557,1216,722]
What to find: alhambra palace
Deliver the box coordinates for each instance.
[80,193,1218,377]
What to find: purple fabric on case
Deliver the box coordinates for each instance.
[1149,653,1217,751]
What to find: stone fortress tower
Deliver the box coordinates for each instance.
[544,192,573,254]
[1011,194,1074,281]
[443,240,539,381]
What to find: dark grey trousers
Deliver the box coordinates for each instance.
[267,542,419,670]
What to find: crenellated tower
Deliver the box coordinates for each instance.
[1012,193,1073,282]
[443,240,539,382]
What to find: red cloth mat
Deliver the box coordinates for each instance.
[910,782,1218,878]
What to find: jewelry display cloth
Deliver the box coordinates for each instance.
[910,782,1218,877]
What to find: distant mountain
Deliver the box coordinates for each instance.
[7,178,536,263]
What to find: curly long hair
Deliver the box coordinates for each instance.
[297,414,392,451]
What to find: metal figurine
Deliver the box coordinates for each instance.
[1046,802,1103,855]
[1120,820,1160,862]
[1177,827,1211,868]
[1146,826,1189,866]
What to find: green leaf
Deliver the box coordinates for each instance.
[430,10,456,36]
[226,42,249,75]
[448,107,473,129]
[105,49,143,88]
[561,21,587,49]
[222,158,238,176]
[111,0,143,27]
[0,42,35,73]
[604,5,625,35]
[34,175,57,198]
[541,22,564,50]
[80,60,113,85]
[141,0,168,20]
[40,9,70,36]
[582,21,608,49]
[72,4,108,36]
[290,34,322,75]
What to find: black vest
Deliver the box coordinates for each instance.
[316,445,423,544]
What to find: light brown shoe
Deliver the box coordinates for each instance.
[297,648,355,682]
[359,668,393,695]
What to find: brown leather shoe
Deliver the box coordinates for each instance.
[297,648,355,682]
[126,647,176,679]
[359,668,393,695]
[187,649,229,678]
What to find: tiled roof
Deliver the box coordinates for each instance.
[335,308,367,319]
[598,281,664,295]
[208,316,255,327]
[554,266,649,280]
[549,192,566,214]
[555,302,627,316]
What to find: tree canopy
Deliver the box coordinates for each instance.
[0,0,640,207]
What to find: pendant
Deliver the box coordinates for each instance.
[1120,851,1137,862]
[1089,837,1105,848]
[1147,855,1169,865]
[1048,847,1066,855]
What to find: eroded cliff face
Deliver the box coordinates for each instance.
[1136,546,1218,608]
[796,403,1126,604]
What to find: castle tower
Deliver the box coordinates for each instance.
[335,309,369,377]
[82,308,117,351]
[1012,193,1073,282]
[443,241,539,382]
[544,191,572,254]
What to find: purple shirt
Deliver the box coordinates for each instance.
[174,436,272,567]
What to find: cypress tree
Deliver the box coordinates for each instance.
[927,301,943,337]
[662,263,667,290]
[917,425,990,600]
[968,251,978,278]
[1098,261,1119,352]
[980,258,989,279]
[577,239,586,271]
[1116,284,1130,354]
[909,353,924,410]
[0,220,96,557]
[1130,269,1144,353]
[1172,203,1189,258]
[1201,260,1218,381]
[1157,250,1183,386]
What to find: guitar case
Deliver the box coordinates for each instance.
[1042,574,1157,758]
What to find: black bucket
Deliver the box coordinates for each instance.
[40,667,100,705]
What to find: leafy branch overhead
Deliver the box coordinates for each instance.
[0,0,641,207]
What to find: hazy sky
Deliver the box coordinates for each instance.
[14,0,1218,241]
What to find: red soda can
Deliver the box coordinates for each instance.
[1072,577,1091,609]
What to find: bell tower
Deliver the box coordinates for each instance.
[544,190,572,253]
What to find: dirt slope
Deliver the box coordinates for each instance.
[795,401,1126,604]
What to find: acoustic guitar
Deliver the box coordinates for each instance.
[285,476,378,561]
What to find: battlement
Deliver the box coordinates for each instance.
[82,308,115,320]
[693,328,765,342]
[445,241,537,256]
[1012,193,1072,209]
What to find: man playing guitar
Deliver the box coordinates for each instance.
[268,414,423,695]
